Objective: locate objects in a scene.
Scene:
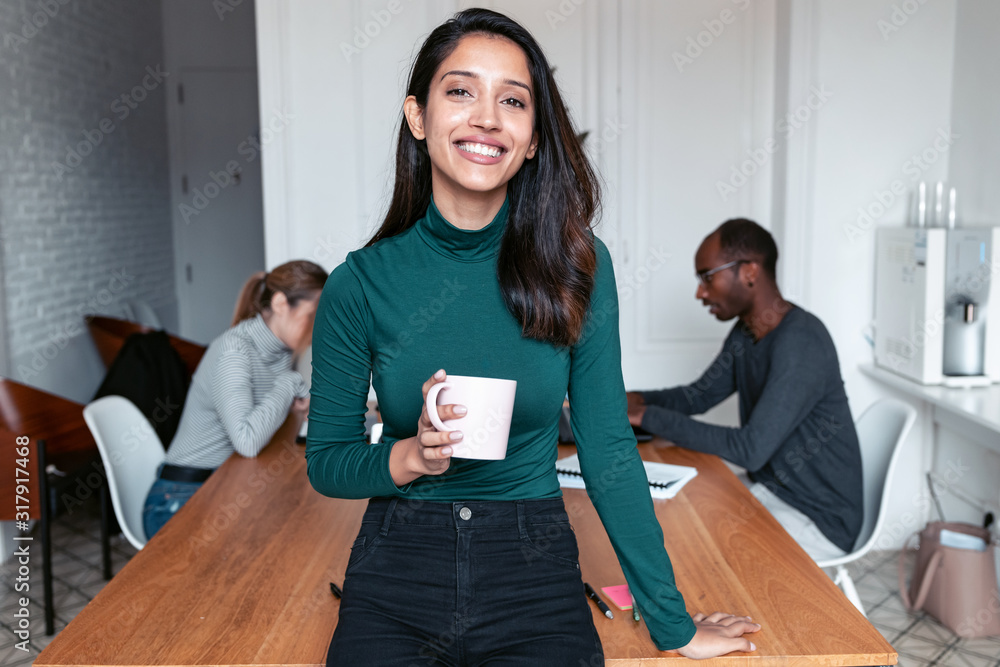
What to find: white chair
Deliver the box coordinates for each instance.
[128,299,162,329]
[816,398,917,615]
[83,395,166,550]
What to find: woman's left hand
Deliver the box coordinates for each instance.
[675,612,761,659]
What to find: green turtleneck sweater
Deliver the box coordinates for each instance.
[306,198,697,650]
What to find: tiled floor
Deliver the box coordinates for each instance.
[0,503,997,666]
[0,498,137,666]
[846,549,1000,666]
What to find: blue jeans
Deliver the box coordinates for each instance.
[142,468,203,539]
[327,497,603,666]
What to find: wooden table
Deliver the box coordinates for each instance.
[0,378,105,634]
[36,418,897,666]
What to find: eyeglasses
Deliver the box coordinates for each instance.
[696,260,748,286]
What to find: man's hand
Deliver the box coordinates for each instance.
[626,391,647,428]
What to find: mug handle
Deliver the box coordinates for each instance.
[424,381,452,432]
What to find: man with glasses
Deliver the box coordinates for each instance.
[626,219,862,561]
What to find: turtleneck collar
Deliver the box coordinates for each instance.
[242,313,290,359]
[414,195,509,263]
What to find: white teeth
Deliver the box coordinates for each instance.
[458,142,503,158]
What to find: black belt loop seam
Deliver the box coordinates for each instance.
[515,499,529,540]
[380,497,399,536]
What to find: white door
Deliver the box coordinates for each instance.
[173,68,265,344]
[617,0,776,399]
[254,1,774,415]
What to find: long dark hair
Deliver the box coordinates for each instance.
[231,260,329,326]
[368,8,600,346]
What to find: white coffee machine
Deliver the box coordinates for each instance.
[874,227,1000,386]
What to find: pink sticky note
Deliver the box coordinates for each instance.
[601,584,633,610]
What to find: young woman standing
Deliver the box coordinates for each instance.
[307,9,759,664]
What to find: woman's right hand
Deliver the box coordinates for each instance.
[388,369,467,486]
[675,612,760,659]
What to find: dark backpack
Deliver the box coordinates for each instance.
[93,330,190,450]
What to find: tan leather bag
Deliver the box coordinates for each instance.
[899,521,1000,638]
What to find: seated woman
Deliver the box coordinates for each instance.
[142,260,328,538]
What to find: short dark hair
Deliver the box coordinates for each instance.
[715,218,778,279]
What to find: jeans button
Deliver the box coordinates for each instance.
[459,506,472,521]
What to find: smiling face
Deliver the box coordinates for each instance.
[694,233,752,322]
[404,34,538,213]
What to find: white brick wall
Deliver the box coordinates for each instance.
[0,0,177,391]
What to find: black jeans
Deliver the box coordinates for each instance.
[327,497,604,666]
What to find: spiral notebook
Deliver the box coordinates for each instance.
[555,454,697,500]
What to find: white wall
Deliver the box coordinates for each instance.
[799,0,1000,536]
[616,0,775,396]
[256,0,599,273]
[797,0,956,412]
[937,0,1000,526]
[255,0,773,426]
[784,1,957,543]
[0,0,175,402]
[256,0,998,545]
[0,0,175,564]
[949,0,1000,225]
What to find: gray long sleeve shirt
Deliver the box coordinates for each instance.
[639,305,862,552]
[166,315,308,469]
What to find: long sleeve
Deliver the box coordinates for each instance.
[210,349,302,458]
[640,330,738,415]
[305,260,409,499]
[640,333,828,472]
[570,241,696,651]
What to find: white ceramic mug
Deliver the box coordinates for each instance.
[424,375,517,460]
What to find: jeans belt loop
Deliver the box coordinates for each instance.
[380,497,399,536]
[515,499,529,540]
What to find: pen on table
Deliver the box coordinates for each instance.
[630,592,640,623]
[329,582,343,599]
[583,582,614,619]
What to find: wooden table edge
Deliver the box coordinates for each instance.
[34,430,899,666]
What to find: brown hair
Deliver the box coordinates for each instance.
[231,260,329,326]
